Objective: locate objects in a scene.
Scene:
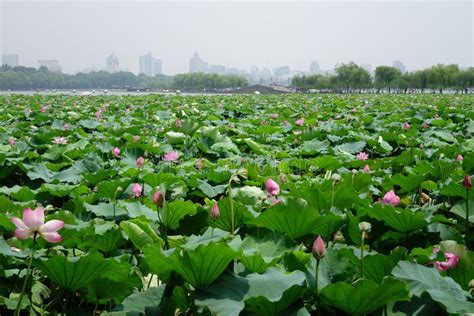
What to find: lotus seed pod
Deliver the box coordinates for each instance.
[358,221,372,233]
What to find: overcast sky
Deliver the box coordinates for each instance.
[1,0,472,74]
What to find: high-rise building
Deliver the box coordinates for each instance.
[139,53,153,76]
[309,61,320,75]
[106,54,120,73]
[273,66,290,77]
[392,60,406,73]
[153,59,162,75]
[1,54,19,67]
[38,59,62,72]
[189,52,208,73]
[139,53,162,76]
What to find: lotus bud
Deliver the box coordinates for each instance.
[116,186,123,192]
[266,179,280,196]
[210,202,220,220]
[153,191,164,207]
[462,175,472,190]
[363,164,370,173]
[136,156,145,168]
[312,236,326,260]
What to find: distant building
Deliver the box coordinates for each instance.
[273,66,290,77]
[2,54,19,67]
[226,67,246,75]
[153,59,162,75]
[309,61,320,75]
[38,59,62,72]
[392,60,406,73]
[209,64,226,74]
[139,53,162,76]
[106,54,120,73]
[189,52,208,73]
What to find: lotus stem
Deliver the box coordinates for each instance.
[228,180,235,236]
[466,190,470,248]
[14,234,37,316]
[315,258,321,299]
[360,231,365,279]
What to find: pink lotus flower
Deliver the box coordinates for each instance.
[382,190,400,206]
[132,183,142,198]
[295,118,305,126]
[133,135,140,143]
[175,119,183,127]
[63,123,69,130]
[210,202,220,220]
[312,235,326,259]
[136,156,145,168]
[95,110,102,120]
[432,251,459,271]
[403,122,411,130]
[363,164,370,173]
[24,109,31,117]
[270,113,279,119]
[153,191,163,207]
[163,151,180,162]
[266,178,280,196]
[52,136,68,145]
[283,120,289,125]
[40,106,47,113]
[356,152,369,161]
[422,122,429,129]
[8,137,15,145]
[112,147,121,157]
[11,207,64,243]
[456,154,463,161]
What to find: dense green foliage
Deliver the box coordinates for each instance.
[293,63,474,93]
[0,66,248,90]
[0,94,473,315]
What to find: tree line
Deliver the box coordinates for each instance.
[292,63,474,93]
[0,66,248,90]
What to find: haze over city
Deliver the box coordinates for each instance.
[1,0,473,75]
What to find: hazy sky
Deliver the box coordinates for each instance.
[1,0,473,74]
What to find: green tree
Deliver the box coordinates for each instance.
[375,66,401,93]
[334,62,370,93]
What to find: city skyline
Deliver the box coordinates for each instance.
[0,51,447,79]
[1,1,472,75]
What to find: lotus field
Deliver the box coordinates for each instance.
[1,93,474,315]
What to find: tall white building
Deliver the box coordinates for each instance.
[189,52,208,73]
[309,61,320,75]
[392,60,406,73]
[106,54,120,73]
[139,53,162,76]
[38,59,62,72]
[153,59,162,75]
[2,54,19,67]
